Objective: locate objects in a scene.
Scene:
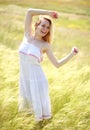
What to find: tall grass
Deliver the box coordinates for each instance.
[0,0,90,15]
[0,1,90,130]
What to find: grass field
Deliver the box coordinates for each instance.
[0,0,90,130]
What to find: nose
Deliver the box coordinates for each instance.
[43,27,49,33]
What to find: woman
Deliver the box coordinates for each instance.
[18,8,78,121]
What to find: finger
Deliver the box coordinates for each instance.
[73,47,78,54]
[52,12,58,19]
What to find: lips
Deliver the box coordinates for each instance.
[41,31,47,35]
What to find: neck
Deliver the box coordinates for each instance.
[34,34,42,41]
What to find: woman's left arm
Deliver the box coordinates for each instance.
[46,44,78,68]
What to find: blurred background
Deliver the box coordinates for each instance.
[0,0,90,130]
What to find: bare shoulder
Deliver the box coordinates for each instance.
[43,42,51,49]
[40,42,52,54]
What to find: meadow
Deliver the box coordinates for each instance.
[0,0,90,130]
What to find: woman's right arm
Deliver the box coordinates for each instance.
[24,8,58,38]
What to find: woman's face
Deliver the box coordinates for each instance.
[35,19,50,37]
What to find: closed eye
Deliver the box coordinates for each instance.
[42,24,50,29]
[42,24,45,28]
[47,26,50,29]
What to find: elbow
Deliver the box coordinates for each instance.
[56,65,59,68]
[27,8,32,12]
[27,9,34,16]
[54,63,60,68]
[54,61,64,68]
[56,65,60,68]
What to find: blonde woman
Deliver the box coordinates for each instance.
[18,8,78,121]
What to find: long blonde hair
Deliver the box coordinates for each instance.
[35,16,53,44]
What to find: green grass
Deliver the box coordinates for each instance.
[0,1,90,130]
[0,0,90,15]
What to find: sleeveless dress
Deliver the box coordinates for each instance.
[18,36,51,121]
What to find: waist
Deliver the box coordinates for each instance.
[19,52,41,65]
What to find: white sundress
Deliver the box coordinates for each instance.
[18,37,52,121]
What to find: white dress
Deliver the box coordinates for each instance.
[18,37,51,121]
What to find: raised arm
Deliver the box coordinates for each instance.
[25,8,58,39]
[46,44,78,68]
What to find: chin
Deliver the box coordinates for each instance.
[42,34,46,37]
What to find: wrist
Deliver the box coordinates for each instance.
[69,51,74,58]
[52,12,58,18]
[49,11,58,19]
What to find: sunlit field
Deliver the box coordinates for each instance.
[0,0,90,130]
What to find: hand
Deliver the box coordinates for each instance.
[50,11,58,19]
[71,47,79,55]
